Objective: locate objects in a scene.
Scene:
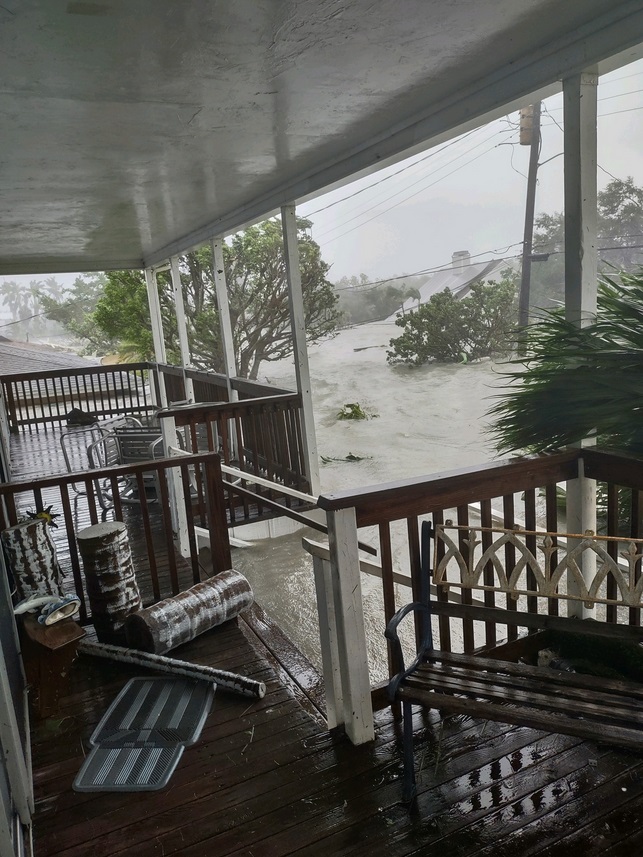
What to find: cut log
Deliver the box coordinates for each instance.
[1,518,63,600]
[124,569,253,655]
[78,639,266,698]
[77,521,141,645]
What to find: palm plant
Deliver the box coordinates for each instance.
[488,270,643,457]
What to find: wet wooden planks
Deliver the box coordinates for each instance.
[32,615,643,857]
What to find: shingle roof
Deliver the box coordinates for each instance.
[0,338,97,376]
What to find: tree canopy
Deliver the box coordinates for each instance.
[334,274,424,325]
[386,274,518,365]
[44,217,340,379]
[530,178,643,311]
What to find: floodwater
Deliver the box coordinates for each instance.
[233,319,507,682]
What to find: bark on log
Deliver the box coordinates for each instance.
[124,569,253,655]
[1,518,63,600]
[78,639,266,698]
[77,521,141,645]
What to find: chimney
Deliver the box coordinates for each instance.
[452,250,470,269]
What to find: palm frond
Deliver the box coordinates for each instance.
[488,270,643,456]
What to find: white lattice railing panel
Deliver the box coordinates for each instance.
[433,523,643,609]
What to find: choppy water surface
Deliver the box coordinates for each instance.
[234,321,506,681]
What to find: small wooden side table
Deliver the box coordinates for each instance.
[20,614,86,719]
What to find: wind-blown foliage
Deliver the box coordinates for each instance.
[488,270,643,456]
[387,275,517,365]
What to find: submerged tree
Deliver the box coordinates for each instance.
[488,270,643,456]
[387,274,518,365]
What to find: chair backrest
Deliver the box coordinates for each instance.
[87,434,122,470]
[61,426,105,474]
[113,427,163,463]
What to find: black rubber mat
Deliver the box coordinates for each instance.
[73,677,215,792]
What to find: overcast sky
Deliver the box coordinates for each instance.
[299,58,643,282]
[1,59,642,303]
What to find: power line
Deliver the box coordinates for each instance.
[316,130,515,243]
[303,127,483,217]
[333,244,524,292]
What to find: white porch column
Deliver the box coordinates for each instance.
[144,266,168,408]
[326,507,375,745]
[211,237,239,405]
[145,266,190,556]
[563,71,598,614]
[169,256,195,404]
[281,204,321,496]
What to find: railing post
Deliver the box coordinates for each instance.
[563,70,598,617]
[326,507,375,745]
[310,552,343,730]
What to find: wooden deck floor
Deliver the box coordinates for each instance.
[12,429,643,855]
[31,616,643,857]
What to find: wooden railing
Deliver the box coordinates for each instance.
[314,448,643,743]
[1,361,294,435]
[157,363,293,407]
[160,394,311,524]
[0,452,231,625]
[1,363,156,433]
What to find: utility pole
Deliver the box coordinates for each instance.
[518,102,541,327]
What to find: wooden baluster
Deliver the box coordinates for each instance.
[545,483,560,618]
[605,482,619,624]
[135,470,160,600]
[180,463,201,586]
[203,456,232,575]
[480,499,496,649]
[457,504,474,653]
[433,510,451,651]
[157,466,179,594]
[379,522,397,679]
[502,493,518,640]
[59,483,88,622]
[630,489,642,628]
[524,488,538,618]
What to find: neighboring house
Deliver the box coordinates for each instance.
[0,338,97,376]
[392,251,520,318]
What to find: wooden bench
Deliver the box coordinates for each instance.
[386,520,643,801]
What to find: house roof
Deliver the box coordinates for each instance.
[0,339,97,375]
[395,258,520,315]
[1,1,642,275]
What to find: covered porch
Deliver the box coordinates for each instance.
[2,2,643,856]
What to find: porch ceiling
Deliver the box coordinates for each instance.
[1,1,642,275]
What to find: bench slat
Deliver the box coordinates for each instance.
[409,660,643,726]
[430,650,643,700]
[397,682,643,750]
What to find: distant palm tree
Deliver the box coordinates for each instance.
[488,270,643,457]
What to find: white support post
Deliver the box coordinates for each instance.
[144,267,168,408]
[211,237,239,405]
[281,204,321,496]
[326,507,375,745]
[169,256,195,404]
[563,71,598,616]
[144,267,189,556]
[311,552,343,730]
[212,237,239,459]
